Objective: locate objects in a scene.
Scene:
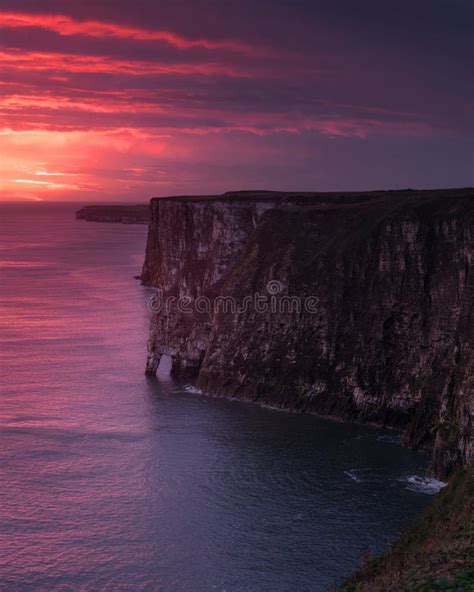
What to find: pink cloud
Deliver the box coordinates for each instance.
[0,11,262,55]
[0,50,257,78]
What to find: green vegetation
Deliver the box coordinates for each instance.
[340,468,474,592]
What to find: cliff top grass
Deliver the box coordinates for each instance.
[150,187,473,205]
[340,467,474,592]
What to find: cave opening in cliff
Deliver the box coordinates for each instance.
[157,354,173,376]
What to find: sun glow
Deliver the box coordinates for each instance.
[0,127,170,201]
[0,4,470,201]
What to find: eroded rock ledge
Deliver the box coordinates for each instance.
[142,189,473,478]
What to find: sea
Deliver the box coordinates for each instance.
[0,202,442,591]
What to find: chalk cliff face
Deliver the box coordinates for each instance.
[142,189,473,478]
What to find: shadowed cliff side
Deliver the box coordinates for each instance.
[142,189,473,479]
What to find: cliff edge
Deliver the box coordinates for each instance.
[142,189,473,479]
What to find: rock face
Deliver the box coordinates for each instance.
[75,204,149,224]
[142,189,474,478]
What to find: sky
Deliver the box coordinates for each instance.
[0,0,472,201]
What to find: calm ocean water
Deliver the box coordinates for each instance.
[0,203,435,591]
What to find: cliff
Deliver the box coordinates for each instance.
[75,204,149,224]
[142,189,474,478]
[340,467,474,591]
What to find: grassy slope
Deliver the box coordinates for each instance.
[340,467,474,591]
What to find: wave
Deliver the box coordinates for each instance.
[344,469,447,495]
[401,475,447,494]
[344,468,373,483]
[183,384,202,395]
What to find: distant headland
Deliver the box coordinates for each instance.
[75,204,149,224]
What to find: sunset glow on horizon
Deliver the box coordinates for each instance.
[0,1,472,201]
